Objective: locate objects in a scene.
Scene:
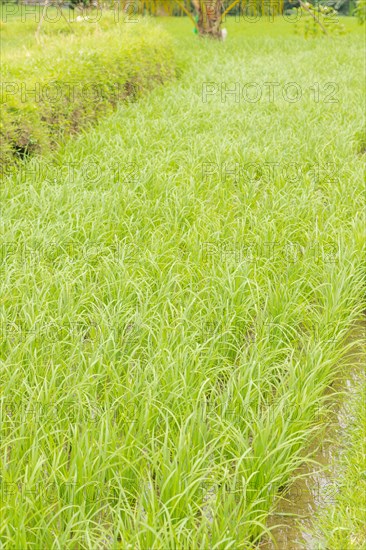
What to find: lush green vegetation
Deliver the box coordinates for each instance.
[0,13,365,549]
[0,19,176,169]
[354,0,366,21]
[313,361,366,549]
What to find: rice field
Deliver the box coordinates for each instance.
[0,12,365,549]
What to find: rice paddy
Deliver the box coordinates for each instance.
[0,12,365,549]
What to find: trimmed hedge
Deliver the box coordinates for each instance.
[0,22,176,171]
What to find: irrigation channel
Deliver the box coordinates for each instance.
[262,319,366,549]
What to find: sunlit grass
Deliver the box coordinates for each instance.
[0,15,365,549]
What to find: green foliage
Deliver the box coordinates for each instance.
[319,0,354,15]
[0,15,365,550]
[294,3,347,36]
[354,0,366,21]
[354,127,366,155]
[0,22,176,171]
[312,361,366,549]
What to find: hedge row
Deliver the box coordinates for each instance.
[1,22,176,172]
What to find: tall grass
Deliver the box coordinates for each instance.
[0,19,176,168]
[0,16,365,549]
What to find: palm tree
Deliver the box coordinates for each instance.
[141,0,232,38]
[192,0,224,38]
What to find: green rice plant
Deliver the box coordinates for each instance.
[309,331,366,549]
[0,15,365,549]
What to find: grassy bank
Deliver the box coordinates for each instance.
[0,19,176,170]
[1,15,365,549]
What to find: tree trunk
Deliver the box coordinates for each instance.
[193,0,224,39]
